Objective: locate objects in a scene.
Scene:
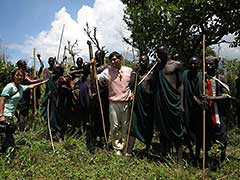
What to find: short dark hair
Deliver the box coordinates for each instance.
[77,57,83,62]
[189,56,200,63]
[16,60,27,70]
[109,51,122,60]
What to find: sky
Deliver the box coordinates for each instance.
[0,0,240,67]
[0,0,132,67]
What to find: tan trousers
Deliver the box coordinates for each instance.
[109,101,131,151]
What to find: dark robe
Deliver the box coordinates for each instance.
[153,70,185,145]
[131,72,153,146]
[41,74,62,133]
[182,70,203,131]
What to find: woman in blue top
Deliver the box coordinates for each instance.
[0,68,47,152]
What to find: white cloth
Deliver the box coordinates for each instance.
[109,101,131,150]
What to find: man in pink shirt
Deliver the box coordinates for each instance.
[96,51,134,155]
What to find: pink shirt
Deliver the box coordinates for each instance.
[98,66,133,102]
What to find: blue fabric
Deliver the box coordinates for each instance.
[1,83,28,116]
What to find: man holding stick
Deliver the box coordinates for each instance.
[126,53,154,157]
[91,51,134,155]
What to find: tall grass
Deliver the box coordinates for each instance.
[0,116,240,180]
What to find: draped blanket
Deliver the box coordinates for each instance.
[153,70,185,144]
[41,75,61,132]
[131,74,153,146]
[182,70,203,128]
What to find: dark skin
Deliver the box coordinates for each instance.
[203,59,229,101]
[95,50,105,67]
[127,54,151,155]
[156,47,184,163]
[138,54,149,75]
[188,57,205,107]
[157,47,184,111]
[76,57,83,70]
[43,57,56,80]
[36,54,44,77]
[48,57,55,70]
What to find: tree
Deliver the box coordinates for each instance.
[122,0,240,61]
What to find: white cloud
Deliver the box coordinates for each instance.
[7,0,132,66]
[212,34,240,60]
[8,0,240,66]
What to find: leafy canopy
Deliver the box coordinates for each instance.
[122,0,240,61]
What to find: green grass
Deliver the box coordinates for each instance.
[1,120,240,180]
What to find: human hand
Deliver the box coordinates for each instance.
[0,115,6,122]
[180,105,185,112]
[129,93,135,101]
[90,59,96,65]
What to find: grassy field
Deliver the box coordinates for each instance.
[0,119,240,180]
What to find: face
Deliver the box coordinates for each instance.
[48,58,55,67]
[76,58,83,67]
[111,55,121,69]
[190,57,200,70]
[206,61,216,76]
[157,47,169,63]
[139,55,149,70]
[14,70,24,84]
[95,50,105,65]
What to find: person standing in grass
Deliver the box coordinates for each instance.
[152,46,185,162]
[91,51,134,155]
[126,53,154,157]
[0,68,46,152]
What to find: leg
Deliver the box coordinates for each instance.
[109,103,122,152]
[2,132,15,153]
[121,102,131,151]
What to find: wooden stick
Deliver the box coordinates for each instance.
[47,98,55,152]
[138,62,158,86]
[124,72,138,154]
[202,34,206,180]
[87,40,108,149]
[33,48,37,115]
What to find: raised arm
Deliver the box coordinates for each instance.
[37,54,44,77]
[28,79,48,89]
[0,96,6,122]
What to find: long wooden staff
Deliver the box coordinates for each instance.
[47,98,55,152]
[87,40,108,149]
[33,48,37,115]
[124,72,138,154]
[57,24,65,64]
[202,34,206,180]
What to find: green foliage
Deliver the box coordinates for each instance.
[205,47,217,57]
[0,60,15,92]
[208,141,224,159]
[122,0,240,61]
[223,60,240,96]
[0,117,240,180]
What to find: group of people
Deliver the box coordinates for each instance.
[0,46,231,169]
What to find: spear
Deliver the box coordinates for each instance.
[56,24,65,63]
